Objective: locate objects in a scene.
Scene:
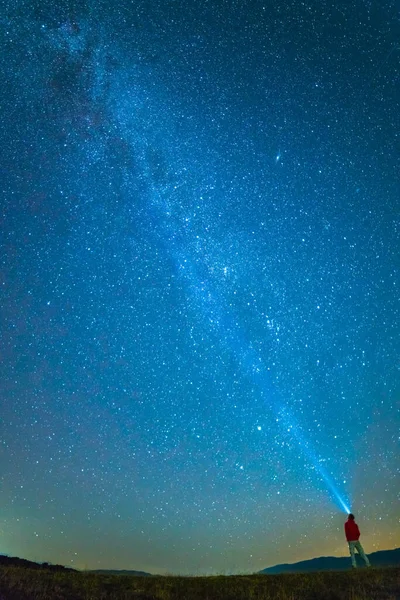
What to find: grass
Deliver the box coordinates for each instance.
[0,565,399,600]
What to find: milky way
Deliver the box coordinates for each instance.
[0,0,399,574]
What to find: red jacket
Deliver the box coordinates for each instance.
[345,519,360,541]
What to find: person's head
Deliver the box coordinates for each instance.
[348,513,355,520]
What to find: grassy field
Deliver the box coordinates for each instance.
[0,565,399,600]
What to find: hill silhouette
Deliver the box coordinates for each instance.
[0,554,75,572]
[259,547,400,574]
[88,568,153,576]
[0,555,152,577]
[1,547,398,577]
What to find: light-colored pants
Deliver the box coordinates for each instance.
[348,540,370,567]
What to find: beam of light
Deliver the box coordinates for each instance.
[153,212,352,514]
[274,406,351,515]
[110,90,351,514]
[195,278,351,514]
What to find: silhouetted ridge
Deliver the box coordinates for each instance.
[89,569,153,576]
[0,554,75,572]
[259,547,400,574]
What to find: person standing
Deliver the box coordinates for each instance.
[345,513,371,568]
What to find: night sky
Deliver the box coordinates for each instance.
[1,0,399,575]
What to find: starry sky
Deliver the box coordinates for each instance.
[0,0,399,576]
